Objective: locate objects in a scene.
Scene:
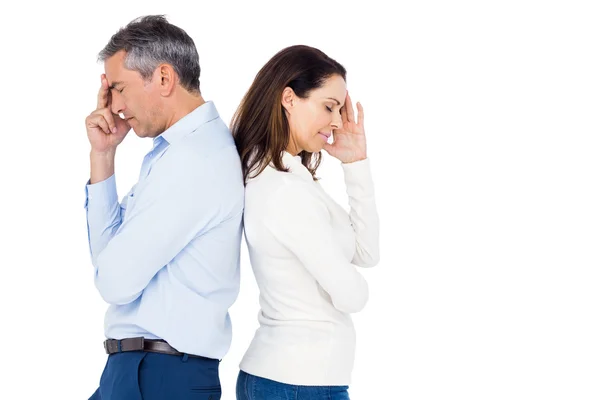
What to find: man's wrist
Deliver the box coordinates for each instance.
[90,149,116,184]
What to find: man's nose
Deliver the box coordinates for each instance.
[110,93,125,115]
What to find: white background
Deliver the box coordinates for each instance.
[1,0,599,399]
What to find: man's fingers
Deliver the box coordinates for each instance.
[97,74,110,110]
[86,114,111,135]
[95,108,117,133]
[88,108,118,134]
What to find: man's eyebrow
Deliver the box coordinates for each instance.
[109,81,124,90]
[326,97,341,105]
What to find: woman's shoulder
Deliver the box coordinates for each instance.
[247,164,313,190]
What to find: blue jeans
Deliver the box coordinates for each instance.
[236,370,350,400]
[89,351,221,400]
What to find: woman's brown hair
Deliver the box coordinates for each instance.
[231,45,346,183]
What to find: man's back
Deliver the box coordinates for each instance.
[89,102,243,359]
[85,15,243,399]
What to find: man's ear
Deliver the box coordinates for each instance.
[156,63,177,96]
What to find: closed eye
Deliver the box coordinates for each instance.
[326,106,332,112]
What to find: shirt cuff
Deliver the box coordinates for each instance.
[84,174,118,209]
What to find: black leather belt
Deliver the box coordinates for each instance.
[103,337,206,359]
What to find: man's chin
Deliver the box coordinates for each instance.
[133,129,149,138]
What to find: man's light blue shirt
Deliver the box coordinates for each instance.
[84,101,244,359]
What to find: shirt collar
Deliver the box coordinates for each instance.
[281,151,314,182]
[154,101,219,146]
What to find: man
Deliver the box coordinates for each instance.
[85,15,243,399]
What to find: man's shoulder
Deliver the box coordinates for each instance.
[185,116,234,151]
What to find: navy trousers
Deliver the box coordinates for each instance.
[89,351,221,400]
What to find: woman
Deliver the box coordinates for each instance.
[231,45,380,400]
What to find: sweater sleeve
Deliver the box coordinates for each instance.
[263,182,369,313]
[341,158,380,268]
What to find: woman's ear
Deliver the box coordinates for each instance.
[281,87,295,113]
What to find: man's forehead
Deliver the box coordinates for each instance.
[103,51,127,83]
[103,64,124,88]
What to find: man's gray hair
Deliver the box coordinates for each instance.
[98,15,201,94]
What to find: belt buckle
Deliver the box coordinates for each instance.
[133,337,145,351]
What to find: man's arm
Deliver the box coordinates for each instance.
[85,174,131,258]
[84,74,131,262]
[91,149,233,305]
